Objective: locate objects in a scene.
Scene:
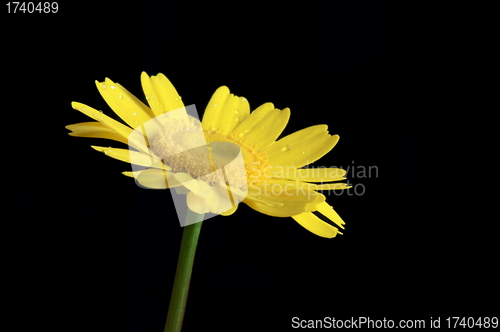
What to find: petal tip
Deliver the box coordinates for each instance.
[90,145,106,152]
[216,86,230,94]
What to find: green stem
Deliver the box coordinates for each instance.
[164,209,204,332]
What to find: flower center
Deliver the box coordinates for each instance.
[150,121,270,190]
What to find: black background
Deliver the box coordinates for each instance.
[4,1,497,331]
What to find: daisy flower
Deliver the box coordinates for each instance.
[66,72,349,238]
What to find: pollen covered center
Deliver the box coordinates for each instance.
[150,119,269,190]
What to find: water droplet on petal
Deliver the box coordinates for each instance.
[214,104,219,107]
[281,145,291,152]
[133,112,137,116]
[302,151,306,154]
[119,94,123,98]
[110,85,116,89]
[102,84,107,89]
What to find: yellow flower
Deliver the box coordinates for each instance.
[66,72,350,238]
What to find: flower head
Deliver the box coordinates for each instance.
[67,72,349,238]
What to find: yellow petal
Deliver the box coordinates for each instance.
[132,168,181,189]
[232,102,275,137]
[219,94,250,135]
[173,172,197,187]
[71,102,132,137]
[292,212,341,238]
[187,183,239,215]
[150,73,185,114]
[316,201,345,229]
[122,171,137,178]
[187,190,216,214]
[91,146,170,170]
[71,102,149,153]
[221,204,238,216]
[196,179,216,199]
[244,108,290,150]
[259,178,351,192]
[244,179,325,217]
[264,125,339,168]
[141,72,162,117]
[271,167,347,182]
[201,86,251,134]
[141,72,184,117]
[95,78,154,129]
[227,185,248,203]
[302,182,352,190]
[66,122,129,145]
[173,173,213,198]
[201,86,230,131]
[245,196,284,208]
[211,184,237,214]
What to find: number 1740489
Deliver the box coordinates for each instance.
[6,2,58,13]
